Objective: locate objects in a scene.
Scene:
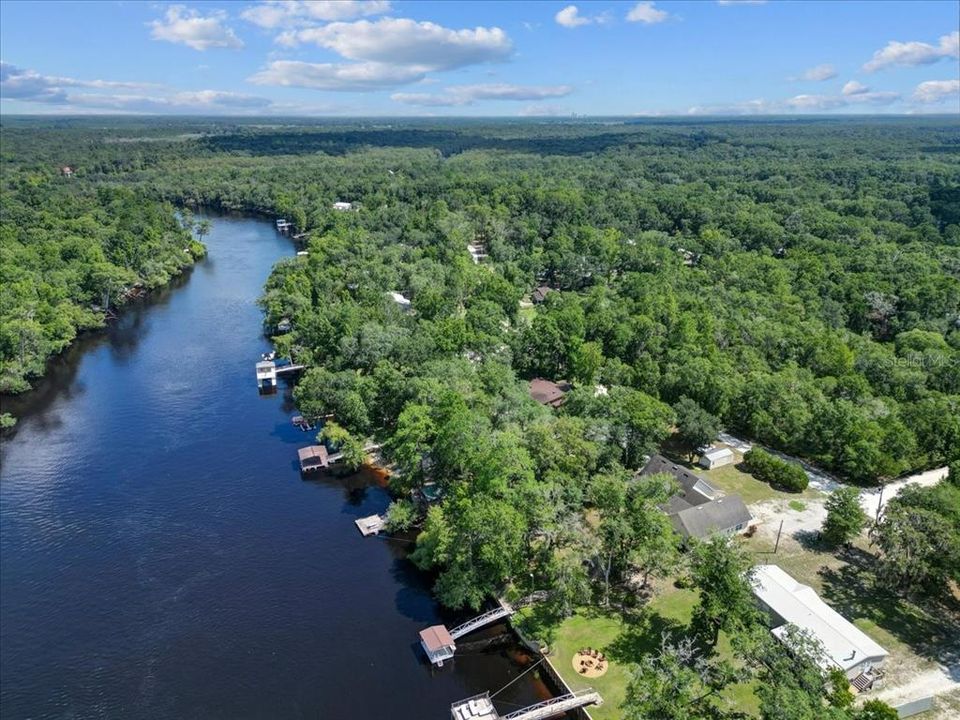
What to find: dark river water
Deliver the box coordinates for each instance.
[0,214,559,720]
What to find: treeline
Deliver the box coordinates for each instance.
[0,160,204,395]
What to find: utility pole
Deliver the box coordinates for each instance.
[774,519,784,554]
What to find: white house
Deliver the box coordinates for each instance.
[751,565,887,681]
[700,447,735,470]
[332,201,353,211]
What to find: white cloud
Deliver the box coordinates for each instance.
[786,91,898,110]
[555,6,590,28]
[391,83,573,107]
[241,1,391,29]
[626,2,670,24]
[912,79,960,104]
[798,63,837,82]
[248,60,425,90]
[519,104,569,117]
[0,62,272,114]
[0,62,160,103]
[150,5,243,51]
[841,80,869,96]
[276,17,512,72]
[863,31,959,72]
[686,87,901,115]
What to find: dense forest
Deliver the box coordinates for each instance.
[0,150,205,399]
[2,116,957,719]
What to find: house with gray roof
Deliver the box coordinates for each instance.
[639,454,754,540]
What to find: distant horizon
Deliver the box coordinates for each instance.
[1,1,957,117]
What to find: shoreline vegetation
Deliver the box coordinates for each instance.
[3,118,957,717]
[0,160,206,408]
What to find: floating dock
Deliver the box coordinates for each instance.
[450,689,602,720]
[420,601,514,667]
[355,514,385,536]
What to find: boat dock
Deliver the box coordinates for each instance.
[255,359,306,389]
[298,445,329,472]
[450,689,602,720]
[355,514,385,536]
[420,601,514,667]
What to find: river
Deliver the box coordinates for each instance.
[0,213,560,719]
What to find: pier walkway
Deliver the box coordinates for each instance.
[450,688,601,720]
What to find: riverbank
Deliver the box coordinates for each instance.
[1,212,557,720]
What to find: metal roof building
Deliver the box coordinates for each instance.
[751,565,887,680]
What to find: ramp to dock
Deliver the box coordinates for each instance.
[449,603,514,640]
[501,689,602,720]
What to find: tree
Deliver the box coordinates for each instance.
[822,487,869,546]
[743,448,809,492]
[194,218,212,243]
[872,494,960,592]
[318,422,367,470]
[623,635,737,720]
[384,499,417,532]
[674,397,720,460]
[571,340,604,385]
[689,536,757,648]
[856,700,900,720]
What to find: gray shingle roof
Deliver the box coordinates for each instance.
[670,495,753,539]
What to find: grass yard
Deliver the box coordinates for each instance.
[699,461,822,504]
[518,586,760,719]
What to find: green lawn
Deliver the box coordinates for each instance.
[699,460,822,504]
[518,586,759,719]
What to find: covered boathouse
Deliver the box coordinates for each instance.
[297,445,329,473]
[419,625,456,666]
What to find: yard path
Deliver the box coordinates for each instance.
[858,466,949,521]
[872,660,960,708]
[749,464,949,543]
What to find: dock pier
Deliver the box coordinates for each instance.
[419,601,514,667]
[450,689,602,720]
[355,514,385,536]
[255,359,306,389]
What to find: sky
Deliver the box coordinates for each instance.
[1,0,958,116]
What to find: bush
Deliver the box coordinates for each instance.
[743,448,809,492]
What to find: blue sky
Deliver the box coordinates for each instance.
[1,1,958,116]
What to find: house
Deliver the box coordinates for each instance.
[332,201,353,211]
[751,565,888,683]
[528,378,571,408]
[669,496,753,540]
[419,625,456,667]
[388,291,412,311]
[60,166,74,177]
[639,455,753,540]
[298,445,329,473]
[700,447,735,470]
[531,286,553,304]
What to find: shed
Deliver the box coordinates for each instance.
[528,378,571,408]
[419,624,456,666]
[751,565,887,680]
[298,445,329,472]
[700,447,735,470]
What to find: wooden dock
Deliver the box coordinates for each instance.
[355,514,385,536]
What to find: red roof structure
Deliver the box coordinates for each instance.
[529,378,571,408]
[419,625,455,653]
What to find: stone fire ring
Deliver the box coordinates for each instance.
[572,651,609,678]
